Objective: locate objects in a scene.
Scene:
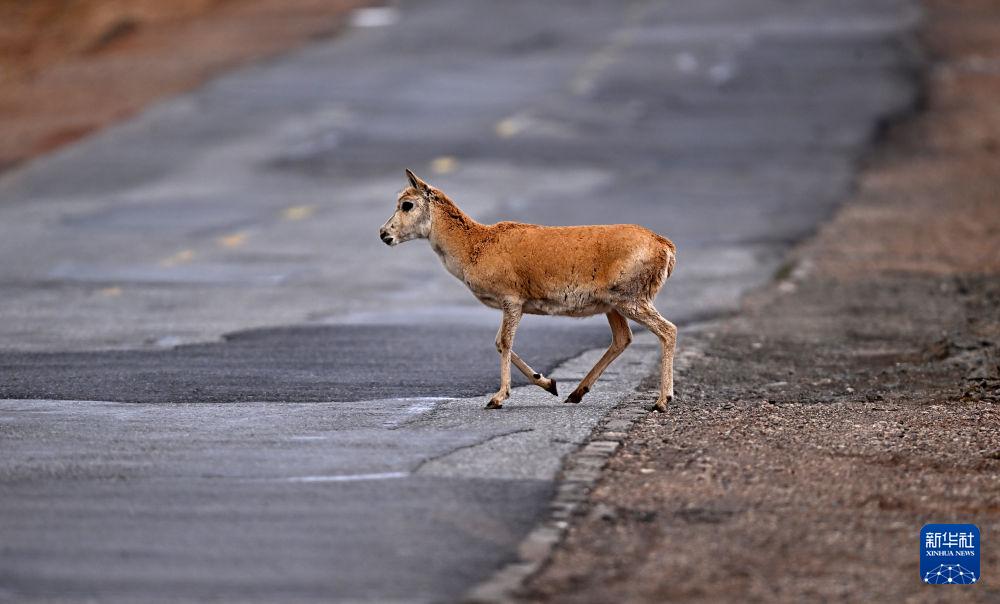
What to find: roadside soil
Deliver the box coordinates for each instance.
[0,0,369,172]
[523,1,1000,602]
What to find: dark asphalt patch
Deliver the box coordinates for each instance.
[0,323,609,403]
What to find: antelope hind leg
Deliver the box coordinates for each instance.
[565,310,633,404]
[618,303,676,412]
[510,351,558,396]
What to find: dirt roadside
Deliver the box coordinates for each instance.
[0,0,370,172]
[521,1,1000,602]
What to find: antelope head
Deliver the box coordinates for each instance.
[379,169,436,246]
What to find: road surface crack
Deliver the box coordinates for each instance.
[412,428,534,474]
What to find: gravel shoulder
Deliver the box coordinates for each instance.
[521,1,1000,601]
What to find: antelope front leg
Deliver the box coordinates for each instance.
[486,301,523,409]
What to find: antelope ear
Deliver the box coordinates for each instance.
[405,169,432,197]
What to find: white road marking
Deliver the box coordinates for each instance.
[350,7,399,28]
[286,472,408,483]
[382,397,452,428]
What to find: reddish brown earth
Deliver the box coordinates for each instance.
[522,1,1000,602]
[0,0,369,172]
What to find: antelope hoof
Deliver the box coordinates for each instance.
[543,378,559,396]
[653,395,673,413]
[485,399,504,410]
[564,386,588,404]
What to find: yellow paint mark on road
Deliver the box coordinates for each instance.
[100,286,122,297]
[570,47,617,96]
[160,249,195,267]
[217,231,248,248]
[568,3,644,97]
[430,156,457,174]
[495,115,527,138]
[283,205,315,221]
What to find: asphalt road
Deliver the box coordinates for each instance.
[0,0,918,602]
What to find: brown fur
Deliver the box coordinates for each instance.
[380,170,677,411]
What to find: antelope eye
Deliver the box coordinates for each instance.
[400,201,414,212]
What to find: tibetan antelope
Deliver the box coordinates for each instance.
[380,170,677,412]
